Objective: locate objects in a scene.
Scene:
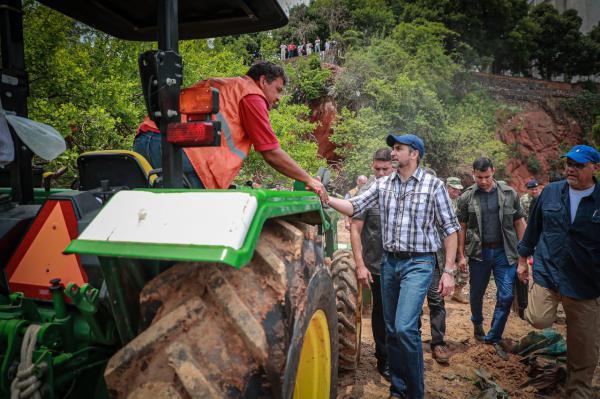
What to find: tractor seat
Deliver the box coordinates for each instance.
[77,150,157,191]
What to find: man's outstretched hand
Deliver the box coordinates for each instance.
[306,177,329,203]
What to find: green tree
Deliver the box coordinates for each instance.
[529,3,583,80]
[311,0,349,37]
[286,4,319,43]
[285,55,333,103]
[399,0,530,73]
[347,0,395,36]
[495,16,540,76]
[331,21,507,177]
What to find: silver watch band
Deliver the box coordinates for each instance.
[443,268,458,277]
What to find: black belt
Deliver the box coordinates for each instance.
[482,241,503,249]
[387,251,434,259]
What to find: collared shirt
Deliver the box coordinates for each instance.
[349,167,459,253]
[457,181,525,264]
[352,177,383,274]
[477,186,503,244]
[518,180,600,300]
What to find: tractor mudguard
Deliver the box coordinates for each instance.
[65,188,332,268]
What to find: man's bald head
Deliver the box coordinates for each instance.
[357,175,368,189]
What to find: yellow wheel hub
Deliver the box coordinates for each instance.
[293,309,331,399]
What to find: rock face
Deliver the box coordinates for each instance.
[474,73,586,192]
[307,71,588,192]
[309,95,339,162]
[308,63,343,163]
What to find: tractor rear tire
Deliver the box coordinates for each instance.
[331,250,362,377]
[104,219,338,399]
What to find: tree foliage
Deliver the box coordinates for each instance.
[237,98,326,186]
[20,1,327,185]
[285,55,333,103]
[331,21,508,181]
[272,0,600,81]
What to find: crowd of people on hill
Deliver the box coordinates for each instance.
[279,37,336,61]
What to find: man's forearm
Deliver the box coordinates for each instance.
[328,197,354,216]
[260,148,312,183]
[350,221,366,269]
[514,217,526,241]
[443,232,458,269]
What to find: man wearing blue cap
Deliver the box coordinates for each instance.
[517,144,600,399]
[326,133,460,399]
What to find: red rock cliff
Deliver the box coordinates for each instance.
[309,95,339,162]
[474,73,586,192]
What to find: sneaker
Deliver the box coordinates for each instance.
[473,324,485,342]
[432,344,450,364]
[451,289,469,304]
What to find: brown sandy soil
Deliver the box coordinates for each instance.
[334,221,600,399]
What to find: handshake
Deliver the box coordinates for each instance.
[306,177,330,203]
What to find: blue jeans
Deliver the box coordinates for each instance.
[381,252,435,399]
[133,132,204,188]
[469,247,516,343]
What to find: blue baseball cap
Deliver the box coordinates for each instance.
[561,145,600,164]
[386,134,425,159]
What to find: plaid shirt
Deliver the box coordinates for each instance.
[349,167,459,253]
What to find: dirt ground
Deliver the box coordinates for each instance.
[335,222,600,399]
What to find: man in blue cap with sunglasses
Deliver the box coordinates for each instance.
[326,133,460,399]
[517,144,600,399]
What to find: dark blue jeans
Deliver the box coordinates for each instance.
[133,132,204,188]
[381,252,435,399]
[469,247,516,343]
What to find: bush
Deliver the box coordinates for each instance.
[286,55,334,103]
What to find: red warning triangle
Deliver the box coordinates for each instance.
[6,200,87,300]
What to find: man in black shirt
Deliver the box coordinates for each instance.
[456,157,527,360]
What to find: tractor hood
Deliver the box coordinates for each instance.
[37,0,289,41]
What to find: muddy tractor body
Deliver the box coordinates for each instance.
[0,1,361,398]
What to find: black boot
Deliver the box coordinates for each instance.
[473,324,485,342]
[377,361,391,382]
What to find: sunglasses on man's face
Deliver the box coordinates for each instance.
[565,160,587,170]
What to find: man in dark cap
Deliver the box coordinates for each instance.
[520,179,542,219]
[325,133,460,399]
[517,144,600,399]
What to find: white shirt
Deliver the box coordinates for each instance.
[569,185,595,222]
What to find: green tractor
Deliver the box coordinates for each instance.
[0,0,361,397]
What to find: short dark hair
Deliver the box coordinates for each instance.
[246,61,288,85]
[472,157,494,172]
[373,148,392,162]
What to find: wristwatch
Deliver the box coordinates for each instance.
[443,268,458,277]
